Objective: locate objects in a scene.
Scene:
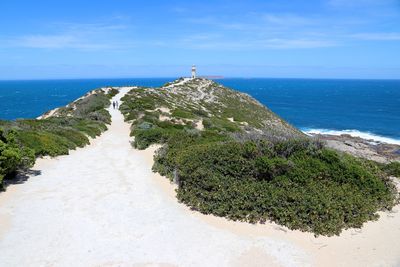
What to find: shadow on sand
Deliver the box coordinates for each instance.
[1,169,42,192]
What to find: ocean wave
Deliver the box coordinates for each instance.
[302,128,400,145]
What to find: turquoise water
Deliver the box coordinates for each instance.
[0,78,399,143]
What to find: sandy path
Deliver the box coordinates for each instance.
[0,88,399,267]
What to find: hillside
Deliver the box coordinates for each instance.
[0,88,117,187]
[120,78,398,236]
[120,78,302,149]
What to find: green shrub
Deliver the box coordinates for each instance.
[172,109,196,119]
[88,109,111,124]
[74,94,110,117]
[0,129,35,185]
[49,129,89,148]
[192,109,209,117]
[203,117,241,132]
[132,122,189,150]
[133,128,167,149]
[120,82,397,236]
[108,88,119,98]
[255,157,292,181]
[156,139,396,236]
[16,131,71,156]
[383,162,400,177]
[72,119,107,138]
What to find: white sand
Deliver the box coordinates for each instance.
[0,89,399,267]
[195,119,204,131]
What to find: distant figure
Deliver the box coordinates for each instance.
[112,101,116,109]
[116,101,119,108]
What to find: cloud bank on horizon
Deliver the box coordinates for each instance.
[0,0,399,79]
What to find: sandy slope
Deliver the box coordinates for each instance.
[0,88,399,267]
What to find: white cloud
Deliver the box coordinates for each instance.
[15,34,115,49]
[351,32,400,41]
[5,21,133,50]
[179,12,336,50]
[263,14,316,27]
[178,7,400,51]
[4,9,399,53]
[180,34,335,50]
[259,38,336,49]
[182,33,222,42]
[328,0,397,7]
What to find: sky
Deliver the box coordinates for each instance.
[0,0,399,79]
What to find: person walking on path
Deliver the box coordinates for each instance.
[112,101,116,109]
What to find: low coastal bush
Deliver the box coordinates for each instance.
[203,117,241,132]
[0,89,112,187]
[155,138,396,236]
[382,162,400,177]
[108,88,119,98]
[0,129,35,186]
[132,120,190,150]
[171,108,196,119]
[121,79,398,236]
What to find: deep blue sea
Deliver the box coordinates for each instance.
[0,78,399,144]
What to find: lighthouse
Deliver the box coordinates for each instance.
[191,65,197,79]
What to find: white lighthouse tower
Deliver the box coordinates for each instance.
[191,65,197,79]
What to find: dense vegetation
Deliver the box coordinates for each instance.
[121,78,398,236]
[0,88,115,187]
[154,136,396,236]
[382,162,400,177]
[0,129,35,185]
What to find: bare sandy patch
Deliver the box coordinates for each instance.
[231,247,283,267]
[195,119,204,130]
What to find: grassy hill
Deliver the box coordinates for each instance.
[121,78,398,236]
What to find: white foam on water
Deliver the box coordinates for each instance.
[302,128,400,145]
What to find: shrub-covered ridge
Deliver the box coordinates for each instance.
[120,78,398,236]
[0,87,116,186]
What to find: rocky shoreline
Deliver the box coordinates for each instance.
[310,133,400,163]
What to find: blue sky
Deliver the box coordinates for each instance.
[0,0,399,79]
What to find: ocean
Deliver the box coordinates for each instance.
[0,78,399,144]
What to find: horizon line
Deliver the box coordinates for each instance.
[1,76,400,82]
